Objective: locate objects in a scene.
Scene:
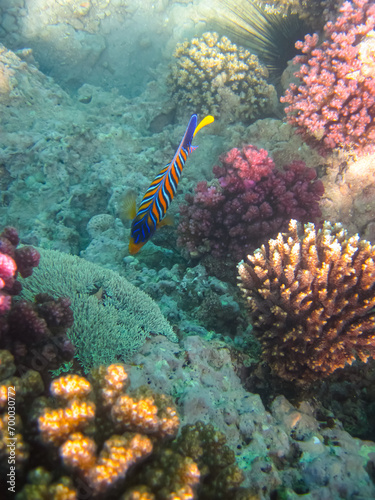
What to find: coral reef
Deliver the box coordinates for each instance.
[281,0,375,154]
[0,0,216,96]
[0,227,40,288]
[37,365,179,495]
[255,0,337,29]
[0,227,74,380]
[149,421,249,500]
[122,259,244,337]
[0,252,17,315]
[177,144,324,262]
[238,219,375,384]
[168,32,277,122]
[127,334,375,498]
[211,0,310,79]
[0,45,219,255]
[1,359,254,499]
[320,150,375,242]
[2,334,375,498]
[19,247,177,371]
[4,294,74,378]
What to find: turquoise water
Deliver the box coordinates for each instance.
[1,1,375,499]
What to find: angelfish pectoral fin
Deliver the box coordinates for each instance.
[157,214,174,228]
[193,115,215,137]
[120,190,138,221]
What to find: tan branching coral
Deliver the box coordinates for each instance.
[238,219,375,384]
[255,0,337,28]
[61,432,153,494]
[0,357,252,499]
[167,32,276,122]
[37,365,180,495]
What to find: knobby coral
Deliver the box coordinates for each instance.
[255,0,337,29]
[177,145,324,263]
[212,0,311,80]
[168,32,276,122]
[0,226,40,310]
[238,219,375,384]
[281,0,375,154]
[37,364,181,497]
[0,358,253,499]
[0,227,74,381]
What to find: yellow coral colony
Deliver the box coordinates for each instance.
[168,32,276,121]
[237,219,375,384]
[38,365,179,494]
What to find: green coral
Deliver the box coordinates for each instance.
[19,248,177,371]
[167,32,276,122]
[124,420,256,500]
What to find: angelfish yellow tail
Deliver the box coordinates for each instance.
[193,115,215,137]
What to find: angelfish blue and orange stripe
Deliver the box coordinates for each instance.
[128,114,214,254]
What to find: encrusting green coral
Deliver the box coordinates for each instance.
[168,32,276,122]
[19,248,177,372]
[238,219,375,384]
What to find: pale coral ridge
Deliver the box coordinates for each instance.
[168,32,276,121]
[238,219,375,383]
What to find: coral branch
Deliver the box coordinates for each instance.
[178,145,323,262]
[281,0,375,154]
[238,219,375,383]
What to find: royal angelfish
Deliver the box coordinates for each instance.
[125,114,214,254]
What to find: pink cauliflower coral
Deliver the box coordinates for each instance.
[177,145,324,262]
[0,253,17,314]
[281,0,375,154]
[0,227,41,314]
[0,227,74,380]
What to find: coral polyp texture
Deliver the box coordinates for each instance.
[0,227,74,380]
[19,247,177,371]
[167,32,276,122]
[177,144,324,262]
[37,364,179,496]
[255,0,337,28]
[0,360,252,499]
[0,226,40,307]
[238,219,375,384]
[281,0,375,154]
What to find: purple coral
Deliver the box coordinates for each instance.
[0,227,40,314]
[177,145,324,262]
[0,253,17,314]
[0,227,74,379]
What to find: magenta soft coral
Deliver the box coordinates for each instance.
[281,0,375,154]
[177,145,324,262]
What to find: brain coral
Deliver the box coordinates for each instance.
[168,32,277,122]
[238,219,375,384]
